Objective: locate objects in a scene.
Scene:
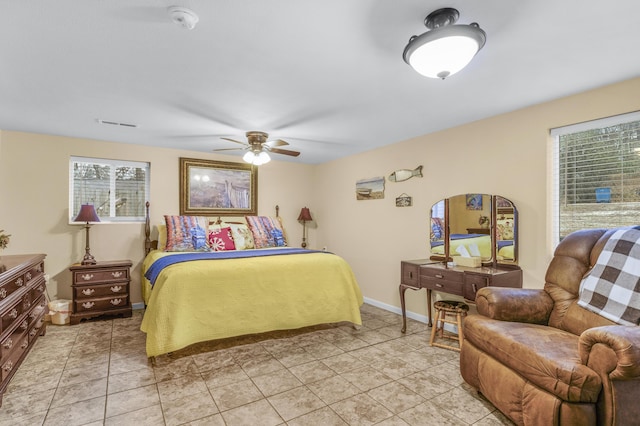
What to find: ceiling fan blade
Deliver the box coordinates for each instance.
[221,137,248,146]
[265,139,289,147]
[269,147,300,157]
[213,147,246,152]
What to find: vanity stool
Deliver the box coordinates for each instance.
[430,300,469,351]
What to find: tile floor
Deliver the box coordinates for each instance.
[0,304,514,426]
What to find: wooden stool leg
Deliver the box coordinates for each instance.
[429,308,440,346]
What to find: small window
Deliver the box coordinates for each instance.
[70,156,150,223]
[551,111,640,243]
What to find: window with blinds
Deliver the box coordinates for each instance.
[69,157,150,223]
[551,111,640,242]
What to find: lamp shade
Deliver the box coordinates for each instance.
[74,204,100,223]
[403,8,486,79]
[297,207,312,222]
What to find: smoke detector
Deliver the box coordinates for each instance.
[168,6,199,30]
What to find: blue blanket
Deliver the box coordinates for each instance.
[145,248,326,286]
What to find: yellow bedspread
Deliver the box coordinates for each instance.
[140,250,363,357]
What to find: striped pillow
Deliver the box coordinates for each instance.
[164,215,211,252]
[246,216,287,248]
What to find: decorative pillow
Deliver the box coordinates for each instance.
[208,226,236,251]
[226,222,255,250]
[246,216,287,248]
[164,215,211,252]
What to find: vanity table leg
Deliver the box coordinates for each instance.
[427,289,433,327]
[400,284,410,333]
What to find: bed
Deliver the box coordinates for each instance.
[430,234,515,261]
[140,205,363,357]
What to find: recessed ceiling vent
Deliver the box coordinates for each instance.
[97,119,138,128]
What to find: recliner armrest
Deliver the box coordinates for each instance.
[476,287,554,324]
[579,325,640,380]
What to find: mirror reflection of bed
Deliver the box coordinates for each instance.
[429,194,518,265]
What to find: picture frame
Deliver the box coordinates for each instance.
[466,193,483,210]
[179,158,258,216]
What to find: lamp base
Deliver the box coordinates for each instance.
[81,253,97,265]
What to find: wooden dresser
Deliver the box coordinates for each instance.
[0,254,47,406]
[69,260,132,325]
[399,259,522,332]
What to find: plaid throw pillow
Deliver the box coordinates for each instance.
[578,227,640,325]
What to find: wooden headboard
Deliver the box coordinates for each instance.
[144,202,281,256]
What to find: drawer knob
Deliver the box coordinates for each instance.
[111,271,124,278]
[435,274,444,279]
[26,272,32,281]
[0,289,6,299]
[3,339,12,350]
[37,285,44,293]
[472,283,478,293]
[110,298,122,306]
[20,341,28,349]
[29,329,37,337]
[4,361,13,372]
[36,264,42,272]
[82,288,95,296]
[409,272,413,279]
[8,309,17,319]
[435,283,443,288]
[16,278,23,287]
[82,302,95,309]
[20,320,28,330]
[110,285,122,292]
[81,274,94,281]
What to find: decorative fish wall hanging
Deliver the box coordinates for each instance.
[388,165,423,182]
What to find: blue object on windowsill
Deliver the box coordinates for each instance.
[595,187,611,203]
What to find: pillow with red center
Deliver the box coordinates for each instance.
[208,226,236,251]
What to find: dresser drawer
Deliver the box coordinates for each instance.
[72,267,129,285]
[0,298,24,334]
[401,262,420,288]
[1,333,27,382]
[1,321,28,360]
[421,267,463,296]
[74,295,129,313]
[29,277,46,302]
[73,282,129,300]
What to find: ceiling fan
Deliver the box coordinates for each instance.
[214,131,301,165]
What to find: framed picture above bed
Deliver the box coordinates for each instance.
[179,158,258,216]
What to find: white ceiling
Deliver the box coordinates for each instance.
[1,1,639,164]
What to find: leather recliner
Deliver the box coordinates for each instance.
[460,228,640,425]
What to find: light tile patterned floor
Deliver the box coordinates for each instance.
[0,304,514,425]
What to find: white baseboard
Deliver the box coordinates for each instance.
[363,296,458,333]
[132,302,145,310]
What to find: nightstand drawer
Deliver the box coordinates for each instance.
[74,295,130,313]
[73,282,129,299]
[72,267,129,285]
[464,273,490,301]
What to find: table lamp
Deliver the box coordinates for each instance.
[74,204,100,265]
[297,207,312,248]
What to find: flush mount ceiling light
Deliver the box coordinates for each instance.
[403,7,486,79]
[167,6,199,30]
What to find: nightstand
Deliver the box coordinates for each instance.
[69,260,132,325]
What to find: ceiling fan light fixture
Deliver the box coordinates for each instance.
[403,8,486,79]
[243,150,271,165]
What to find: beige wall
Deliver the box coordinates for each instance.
[315,77,640,319]
[0,133,315,304]
[1,77,639,319]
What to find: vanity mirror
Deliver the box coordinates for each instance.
[429,194,518,266]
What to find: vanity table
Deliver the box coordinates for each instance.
[401,193,522,332]
[399,259,522,331]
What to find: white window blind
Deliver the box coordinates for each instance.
[69,157,150,223]
[551,111,640,242]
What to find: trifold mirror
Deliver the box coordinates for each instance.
[429,194,518,266]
